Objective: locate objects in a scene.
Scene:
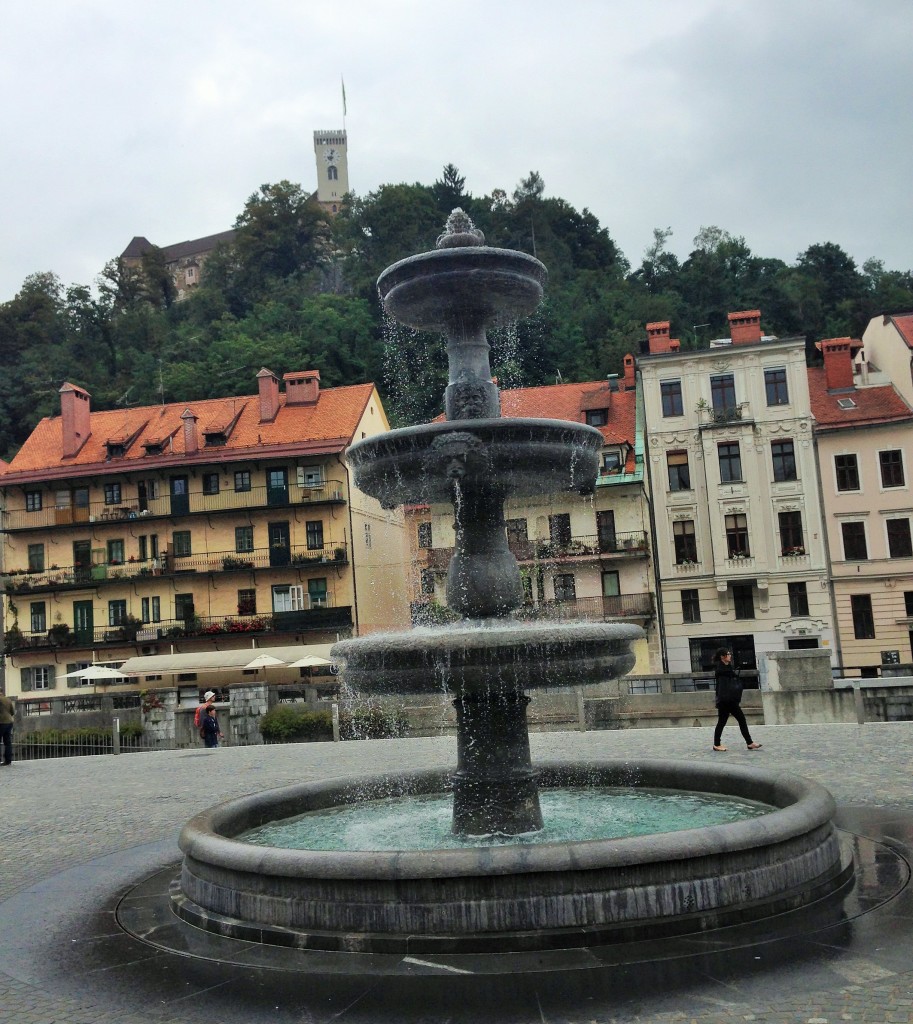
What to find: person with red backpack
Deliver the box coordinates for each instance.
[194,690,216,742]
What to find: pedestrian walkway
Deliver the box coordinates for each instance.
[0,721,911,1023]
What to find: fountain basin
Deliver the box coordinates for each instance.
[175,759,847,953]
[377,245,547,331]
[331,621,642,694]
[346,417,604,508]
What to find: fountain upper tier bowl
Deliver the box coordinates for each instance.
[377,246,547,332]
[332,620,642,695]
[346,418,604,508]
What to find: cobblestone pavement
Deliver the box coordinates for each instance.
[0,721,911,1023]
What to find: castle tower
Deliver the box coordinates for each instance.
[313,130,349,214]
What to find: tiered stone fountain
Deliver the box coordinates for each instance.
[174,212,848,953]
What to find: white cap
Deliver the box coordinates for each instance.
[204,690,216,701]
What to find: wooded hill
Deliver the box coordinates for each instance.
[1,164,911,461]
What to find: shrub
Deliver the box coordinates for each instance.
[339,703,409,741]
[259,705,333,743]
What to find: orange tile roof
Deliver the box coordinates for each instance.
[889,313,913,348]
[808,366,913,430]
[499,380,636,448]
[3,381,376,483]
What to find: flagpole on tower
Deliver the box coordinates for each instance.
[341,74,347,130]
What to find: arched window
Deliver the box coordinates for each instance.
[327,165,338,180]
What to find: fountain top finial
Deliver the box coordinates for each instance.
[436,208,485,249]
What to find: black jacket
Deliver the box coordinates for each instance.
[714,662,743,707]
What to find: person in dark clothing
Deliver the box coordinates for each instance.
[201,705,223,749]
[0,693,13,766]
[712,648,762,751]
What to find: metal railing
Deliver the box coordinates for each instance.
[2,541,348,594]
[518,593,654,621]
[1,480,348,532]
[427,531,649,570]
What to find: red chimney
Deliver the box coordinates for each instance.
[622,353,636,389]
[181,409,199,454]
[646,322,680,355]
[728,310,762,345]
[257,368,280,422]
[818,338,855,391]
[284,370,321,406]
[59,382,91,458]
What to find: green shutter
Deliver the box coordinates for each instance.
[20,668,33,692]
[66,663,79,689]
[47,665,57,690]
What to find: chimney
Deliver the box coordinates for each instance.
[645,321,680,354]
[181,409,199,454]
[622,353,636,390]
[284,370,321,406]
[728,310,762,346]
[257,367,280,422]
[819,338,855,391]
[59,382,91,458]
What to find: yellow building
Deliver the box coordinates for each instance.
[0,369,410,700]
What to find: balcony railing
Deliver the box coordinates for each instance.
[519,593,654,621]
[427,531,649,571]
[4,606,354,654]
[2,542,349,594]
[1,481,347,532]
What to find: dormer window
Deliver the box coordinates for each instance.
[586,408,609,427]
[602,451,622,474]
[204,431,227,447]
[106,443,126,459]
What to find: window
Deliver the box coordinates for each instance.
[175,594,195,620]
[835,454,860,492]
[681,589,701,623]
[771,440,797,482]
[364,522,372,549]
[108,600,127,626]
[272,584,304,612]
[306,520,324,550]
[601,570,620,597]
[417,522,433,549]
[27,544,45,572]
[235,526,254,553]
[238,589,257,615]
[660,380,683,417]
[26,491,42,512]
[585,408,608,427]
[327,164,338,180]
[30,601,46,633]
[718,442,742,482]
[299,466,324,488]
[778,511,804,554]
[725,513,750,557]
[141,596,161,623]
[667,451,691,491]
[202,473,220,495]
[906,591,913,617]
[554,574,576,601]
[764,367,789,406]
[107,539,125,565]
[172,531,192,557]
[673,520,697,563]
[732,584,755,619]
[420,569,435,595]
[32,666,52,690]
[710,373,736,412]
[234,470,252,492]
[842,521,867,560]
[887,518,913,558]
[308,578,328,607]
[548,513,572,546]
[788,582,810,617]
[602,451,622,473]
[851,594,875,639]
[880,450,905,488]
[104,483,122,505]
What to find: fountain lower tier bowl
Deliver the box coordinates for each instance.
[346,418,604,508]
[174,760,849,954]
[377,245,547,331]
[330,621,643,695]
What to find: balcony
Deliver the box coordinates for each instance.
[698,402,754,430]
[2,542,349,595]
[4,607,354,655]
[1,481,347,533]
[426,531,649,572]
[519,593,654,622]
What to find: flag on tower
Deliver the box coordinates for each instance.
[341,75,347,117]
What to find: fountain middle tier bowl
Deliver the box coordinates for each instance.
[331,620,643,695]
[174,760,849,954]
[346,418,604,508]
[377,245,547,332]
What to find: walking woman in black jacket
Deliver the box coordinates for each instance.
[712,648,762,751]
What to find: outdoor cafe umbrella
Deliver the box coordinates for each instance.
[244,654,286,669]
[287,655,334,669]
[64,665,129,680]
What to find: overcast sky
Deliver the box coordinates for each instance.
[2,0,910,303]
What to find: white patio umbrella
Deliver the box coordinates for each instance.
[64,665,129,680]
[288,655,334,669]
[244,653,286,670]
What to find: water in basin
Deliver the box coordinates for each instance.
[241,787,772,851]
